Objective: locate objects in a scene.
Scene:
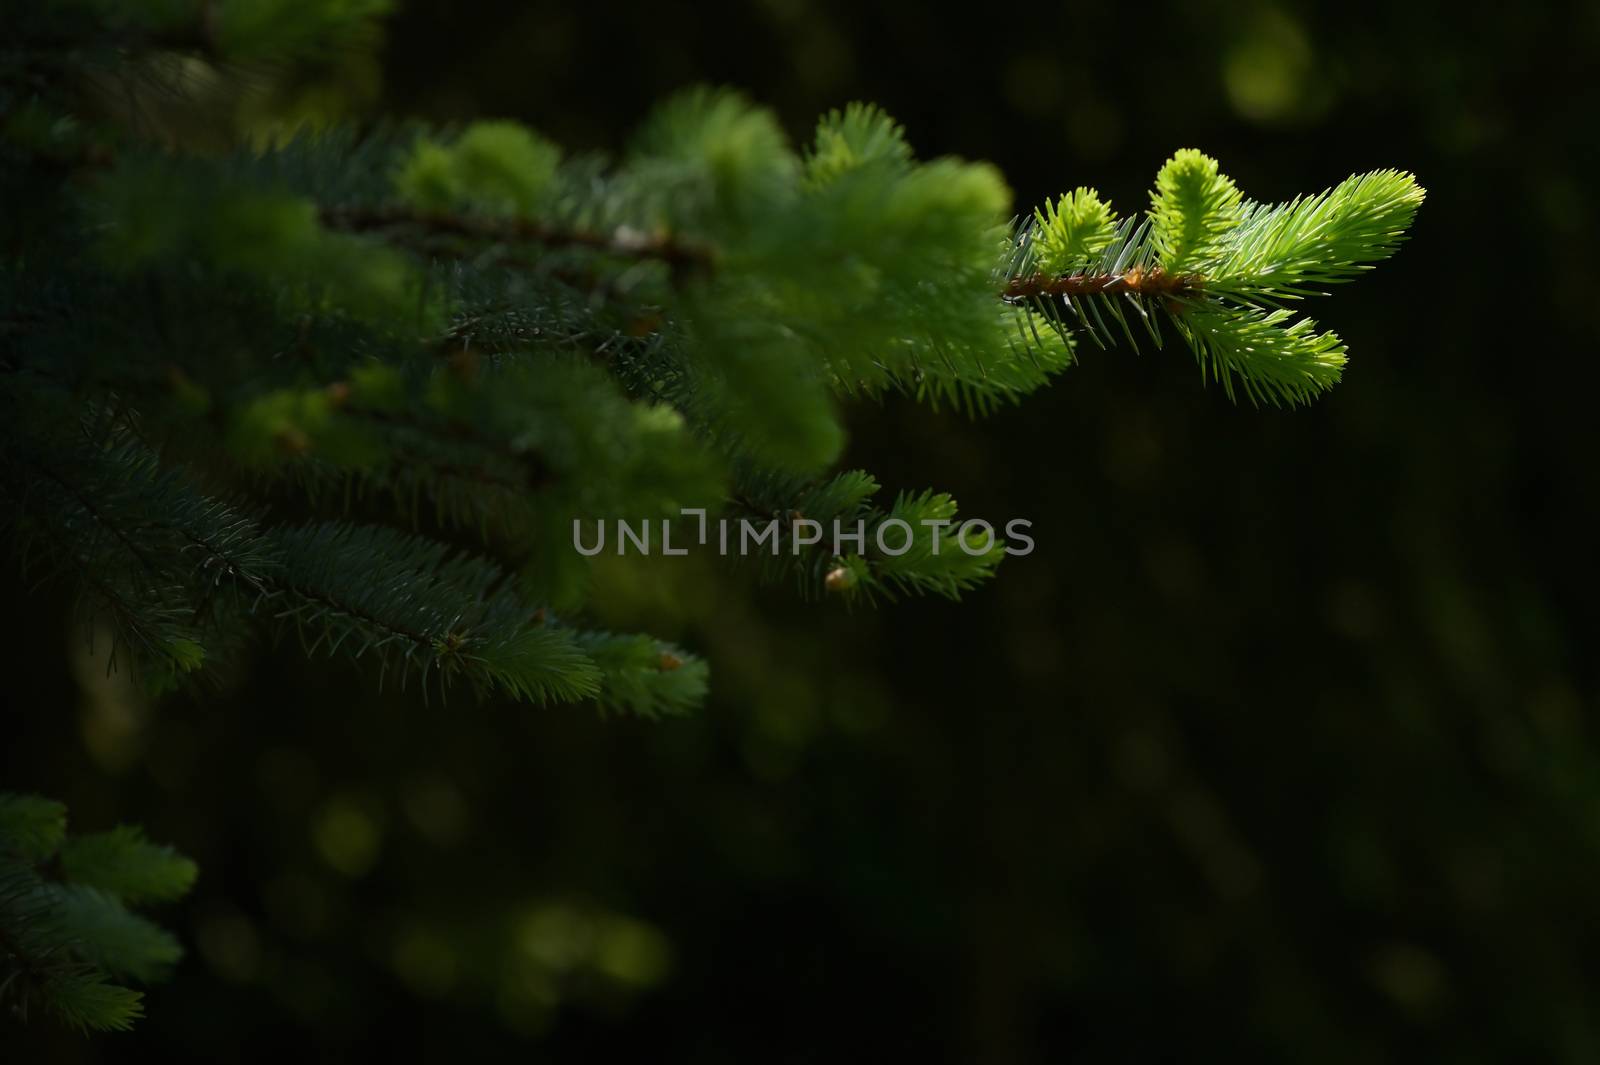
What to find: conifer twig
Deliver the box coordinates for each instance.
[318,206,712,278]
[1003,266,1204,302]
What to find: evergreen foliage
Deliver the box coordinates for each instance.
[0,794,197,1033]
[2,0,1421,785]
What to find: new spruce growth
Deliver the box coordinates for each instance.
[2,1,1423,722]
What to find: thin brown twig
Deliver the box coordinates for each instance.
[318,205,711,279]
[1003,265,1203,301]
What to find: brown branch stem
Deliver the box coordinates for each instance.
[1003,266,1203,301]
[318,205,711,278]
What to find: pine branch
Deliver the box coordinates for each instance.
[574,631,708,719]
[1005,153,1424,404]
[318,205,712,278]
[59,828,197,906]
[2,0,1426,736]
[729,467,1005,603]
[0,795,194,1034]
[269,522,604,704]
[1003,266,1204,301]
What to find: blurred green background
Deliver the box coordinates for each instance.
[8,0,1600,1060]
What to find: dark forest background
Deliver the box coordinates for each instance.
[8,1,1600,1061]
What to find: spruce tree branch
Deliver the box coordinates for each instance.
[0,906,49,983]
[2,466,176,661]
[276,580,436,652]
[1003,266,1203,301]
[318,206,712,278]
[21,457,168,582]
[335,401,556,492]
[9,462,559,689]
